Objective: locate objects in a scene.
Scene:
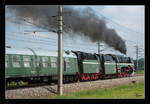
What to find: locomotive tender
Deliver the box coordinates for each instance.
[5,47,135,83]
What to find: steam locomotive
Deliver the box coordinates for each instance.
[5,47,135,84]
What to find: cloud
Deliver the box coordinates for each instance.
[100,6,144,34]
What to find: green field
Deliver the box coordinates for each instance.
[54,82,144,99]
[135,70,144,74]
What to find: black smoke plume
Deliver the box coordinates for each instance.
[7,5,126,54]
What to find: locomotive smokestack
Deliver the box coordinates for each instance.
[7,5,127,54]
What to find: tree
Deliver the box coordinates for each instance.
[134,58,144,70]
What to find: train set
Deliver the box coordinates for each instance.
[5,47,135,84]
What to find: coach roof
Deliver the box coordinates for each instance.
[6,47,76,58]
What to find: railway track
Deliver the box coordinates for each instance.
[6,74,144,90]
[6,75,144,99]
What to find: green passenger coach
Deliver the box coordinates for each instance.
[5,47,78,83]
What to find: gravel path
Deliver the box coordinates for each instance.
[5,75,144,99]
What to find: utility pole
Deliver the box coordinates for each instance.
[135,45,138,70]
[98,40,100,54]
[57,5,63,95]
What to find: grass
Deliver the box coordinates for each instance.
[54,82,144,99]
[135,70,144,74]
[7,81,28,87]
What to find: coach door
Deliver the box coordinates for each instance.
[103,55,116,74]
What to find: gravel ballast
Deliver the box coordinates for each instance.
[5,75,144,99]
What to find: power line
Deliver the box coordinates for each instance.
[7,17,144,55]
[6,37,57,46]
[6,35,58,45]
[7,33,139,55]
[6,33,57,43]
[6,31,100,47]
[98,12,144,35]
[7,17,144,51]
[6,37,131,55]
[125,40,144,48]
[6,31,58,40]
[6,37,99,51]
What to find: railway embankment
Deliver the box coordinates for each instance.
[6,75,144,99]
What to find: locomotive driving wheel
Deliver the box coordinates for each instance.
[127,65,134,77]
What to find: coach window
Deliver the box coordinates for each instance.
[12,55,20,67]
[23,56,31,67]
[51,57,57,68]
[65,58,70,68]
[5,55,9,68]
[42,57,49,68]
[34,56,40,67]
